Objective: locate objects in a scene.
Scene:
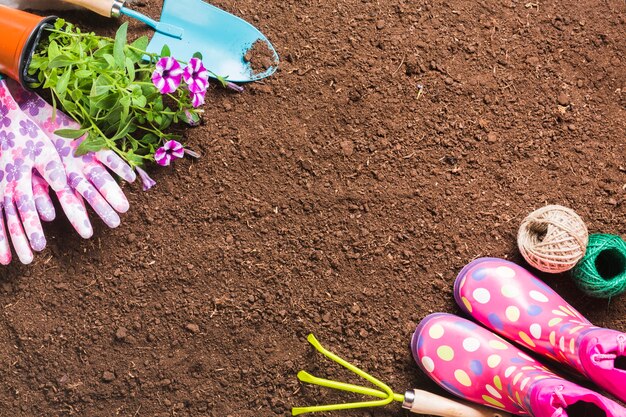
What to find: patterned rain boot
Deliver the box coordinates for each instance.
[455,257,626,404]
[412,313,626,417]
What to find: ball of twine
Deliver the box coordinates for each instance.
[572,234,626,299]
[517,205,588,273]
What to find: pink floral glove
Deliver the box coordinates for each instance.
[7,80,137,239]
[0,78,67,264]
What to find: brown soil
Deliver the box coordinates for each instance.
[244,40,277,74]
[2,1,626,416]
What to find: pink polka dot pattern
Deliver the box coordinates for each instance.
[412,313,626,417]
[413,313,556,415]
[454,257,626,404]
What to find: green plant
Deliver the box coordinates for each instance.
[28,19,206,167]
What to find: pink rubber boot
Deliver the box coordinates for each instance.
[455,257,626,404]
[412,313,626,417]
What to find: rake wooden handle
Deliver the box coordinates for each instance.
[404,390,512,417]
[61,0,124,17]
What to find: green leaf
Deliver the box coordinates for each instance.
[48,40,60,60]
[160,44,171,57]
[75,69,92,79]
[125,57,135,82]
[130,35,149,52]
[113,22,128,69]
[132,95,147,107]
[54,128,88,139]
[48,55,76,68]
[90,74,111,97]
[103,53,116,68]
[120,95,131,125]
[75,132,107,156]
[193,52,203,60]
[56,70,71,95]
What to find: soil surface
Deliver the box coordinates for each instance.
[2,0,626,416]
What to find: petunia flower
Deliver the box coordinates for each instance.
[226,81,244,93]
[136,167,156,191]
[191,90,206,108]
[154,140,185,166]
[151,57,183,94]
[183,58,209,94]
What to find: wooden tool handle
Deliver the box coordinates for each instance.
[61,0,122,17]
[404,390,512,417]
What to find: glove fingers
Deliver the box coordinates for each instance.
[0,207,11,265]
[15,181,46,252]
[56,186,93,239]
[32,173,56,222]
[96,149,137,183]
[4,198,33,265]
[72,175,120,229]
[85,164,130,213]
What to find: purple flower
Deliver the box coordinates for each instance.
[5,158,28,182]
[191,90,206,108]
[183,58,209,94]
[23,140,44,161]
[53,138,72,158]
[136,167,156,191]
[87,166,108,188]
[16,194,35,213]
[29,232,46,251]
[152,57,183,94]
[24,97,45,116]
[154,140,185,166]
[45,160,65,183]
[0,131,15,150]
[226,82,244,93]
[19,119,38,138]
[0,103,11,128]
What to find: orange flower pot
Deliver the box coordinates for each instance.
[0,6,56,85]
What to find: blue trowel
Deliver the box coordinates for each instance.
[62,0,278,82]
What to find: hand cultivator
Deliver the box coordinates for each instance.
[293,334,510,417]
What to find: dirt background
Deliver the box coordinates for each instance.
[1,0,626,416]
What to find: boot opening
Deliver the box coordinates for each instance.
[614,355,626,370]
[595,248,626,281]
[566,401,607,417]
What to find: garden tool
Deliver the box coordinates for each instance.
[413,313,626,417]
[455,257,626,404]
[293,334,510,417]
[58,0,278,82]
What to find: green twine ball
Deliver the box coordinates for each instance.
[572,234,626,298]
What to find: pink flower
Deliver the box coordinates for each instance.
[183,58,209,94]
[191,90,206,108]
[136,167,156,191]
[151,57,183,94]
[154,140,185,166]
[226,81,244,93]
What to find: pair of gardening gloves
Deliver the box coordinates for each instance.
[0,76,135,264]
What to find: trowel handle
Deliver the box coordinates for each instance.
[403,390,512,417]
[61,0,125,17]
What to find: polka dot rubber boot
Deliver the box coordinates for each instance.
[412,313,626,417]
[455,257,626,404]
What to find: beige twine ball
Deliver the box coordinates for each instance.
[517,205,588,273]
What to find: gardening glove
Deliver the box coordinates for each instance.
[7,80,137,239]
[0,77,67,264]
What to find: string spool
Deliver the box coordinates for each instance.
[517,205,588,273]
[572,234,626,299]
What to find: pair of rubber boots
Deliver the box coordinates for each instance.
[412,258,626,417]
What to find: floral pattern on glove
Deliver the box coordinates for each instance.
[0,79,68,265]
[8,80,136,240]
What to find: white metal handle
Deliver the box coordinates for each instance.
[404,390,512,417]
